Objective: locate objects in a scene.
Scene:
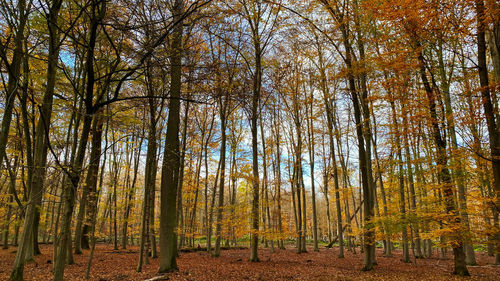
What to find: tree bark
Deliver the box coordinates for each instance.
[416,46,469,275]
[9,0,62,278]
[158,0,184,272]
[214,99,227,257]
[389,99,410,263]
[249,24,262,264]
[323,89,344,258]
[306,88,319,252]
[476,0,500,265]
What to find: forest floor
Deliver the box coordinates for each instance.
[0,244,499,281]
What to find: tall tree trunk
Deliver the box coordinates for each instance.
[475,0,500,265]
[158,0,183,272]
[9,1,62,279]
[390,99,410,263]
[323,93,344,258]
[0,0,28,173]
[189,116,210,247]
[436,39,475,264]
[351,0,378,263]
[3,194,13,249]
[85,116,108,278]
[138,97,157,272]
[249,29,262,264]
[31,0,64,255]
[149,144,158,259]
[371,122,391,257]
[273,107,284,249]
[109,128,122,251]
[53,0,106,278]
[401,106,422,260]
[416,45,469,275]
[260,115,273,250]
[203,125,211,249]
[229,133,238,246]
[75,114,104,253]
[214,101,227,257]
[177,101,190,249]
[341,27,375,269]
[207,159,221,254]
[335,105,355,251]
[306,90,319,252]
[122,134,142,249]
[292,112,305,254]
[3,155,19,250]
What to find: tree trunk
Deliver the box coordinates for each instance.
[9,1,61,278]
[122,134,142,249]
[177,101,190,249]
[306,90,319,252]
[138,97,157,272]
[158,0,183,272]
[53,0,106,278]
[416,45,469,275]
[273,107,284,249]
[249,28,262,264]
[323,92,344,258]
[85,116,108,278]
[340,26,375,269]
[390,99,410,263]
[214,101,227,257]
[0,0,27,173]
[476,0,500,265]
[75,114,104,254]
[207,159,221,254]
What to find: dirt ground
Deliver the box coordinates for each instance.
[0,244,498,280]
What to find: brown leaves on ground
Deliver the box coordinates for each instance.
[0,244,498,281]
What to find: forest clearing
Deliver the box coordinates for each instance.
[1,0,500,280]
[0,244,499,281]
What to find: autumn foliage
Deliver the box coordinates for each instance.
[0,0,499,280]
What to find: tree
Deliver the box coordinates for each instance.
[158,0,184,272]
[475,0,500,265]
[9,0,63,278]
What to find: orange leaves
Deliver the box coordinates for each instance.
[1,243,497,280]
